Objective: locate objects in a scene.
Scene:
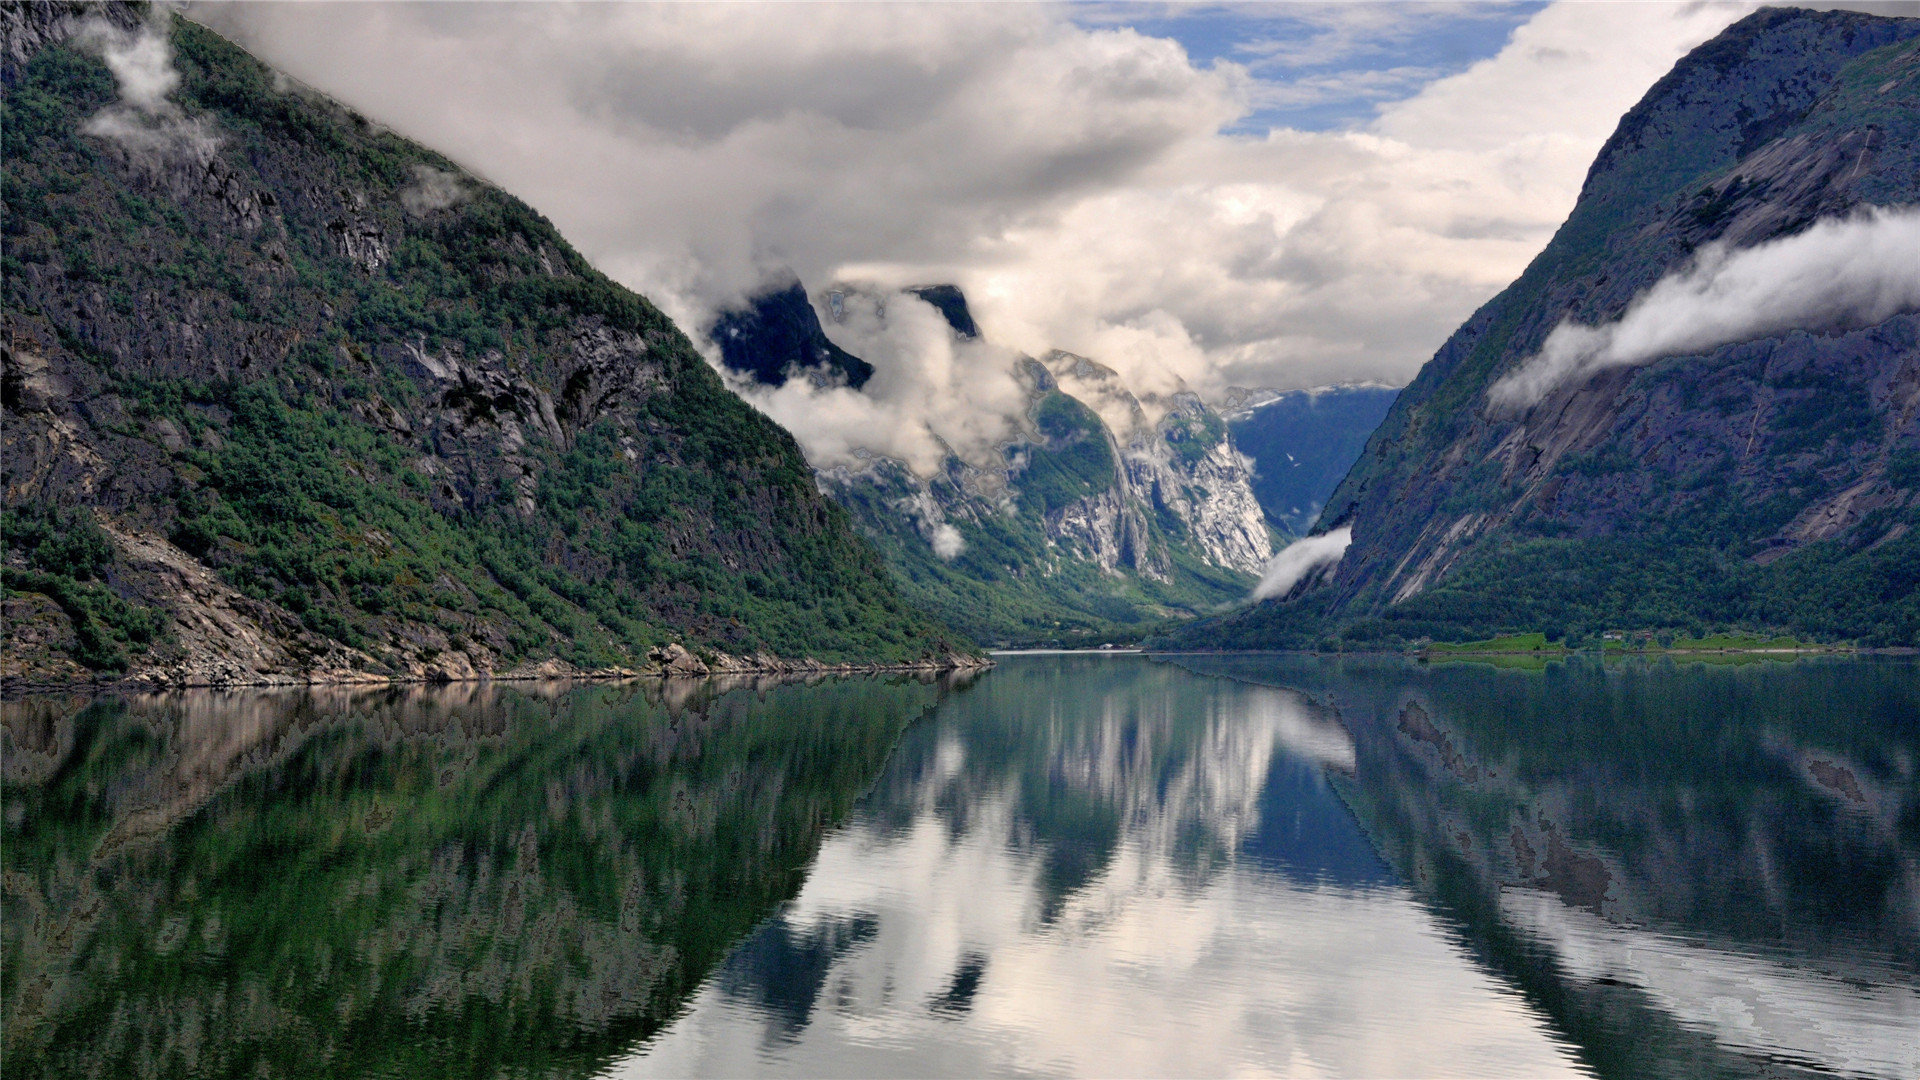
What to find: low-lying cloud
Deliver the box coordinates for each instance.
[1490,207,1920,409]
[400,164,469,216]
[1250,527,1351,601]
[736,288,1031,473]
[79,9,220,164]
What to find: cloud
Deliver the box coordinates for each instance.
[930,524,966,562]
[1250,526,1351,601]
[400,164,468,216]
[1490,208,1920,409]
[194,1,1759,468]
[733,288,1031,473]
[79,8,220,164]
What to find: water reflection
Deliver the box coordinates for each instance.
[1173,653,1920,1080]
[626,655,1585,1077]
[8,654,1912,1078]
[1,673,963,1079]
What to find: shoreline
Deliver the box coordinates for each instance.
[0,650,995,699]
[1143,646,1913,660]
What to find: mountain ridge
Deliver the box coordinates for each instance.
[1,4,980,688]
[1169,6,1920,650]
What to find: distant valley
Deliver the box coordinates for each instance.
[712,281,1283,644]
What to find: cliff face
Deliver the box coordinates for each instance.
[709,281,873,390]
[715,284,1273,644]
[1182,8,1920,649]
[822,349,1274,645]
[1,7,970,687]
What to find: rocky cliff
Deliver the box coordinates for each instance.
[1177,8,1920,649]
[714,283,1274,645]
[1,4,975,688]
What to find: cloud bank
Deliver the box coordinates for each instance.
[1251,527,1351,601]
[1490,208,1920,409]
[194,1,1758,467]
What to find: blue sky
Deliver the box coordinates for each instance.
[1078,2,1546,132]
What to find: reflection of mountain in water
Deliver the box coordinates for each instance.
[0,674,964,1079]
[636,656,1581,1078]
[864,655,1373,905]
[1174,653,1920,1080]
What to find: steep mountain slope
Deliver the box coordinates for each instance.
[1,6,970,686]
[714,283,1273,645]
[1177,7,1920,649]
[1224,385,1399,538]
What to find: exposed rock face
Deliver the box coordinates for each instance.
[1179,8,1920,648]
[710,281,873,389]
[1040,355,1272,578]
[1,7,969,688]
[712,281,1275,641]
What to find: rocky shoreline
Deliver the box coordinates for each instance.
[0,642,993,698]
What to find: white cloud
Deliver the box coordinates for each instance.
[194,1,1762,469]
[399,164,468,216]
[1251,526,1351,601]
[930,524,966,561]
[1490,208,1920,409]
[736,288,1030,472]
[80,8,220,163]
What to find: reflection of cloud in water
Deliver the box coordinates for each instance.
[623,672,1579,1077]
[632,816,1581,1077]
[1500,888,1920,1079]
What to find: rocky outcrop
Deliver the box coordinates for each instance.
[709,280,873,389]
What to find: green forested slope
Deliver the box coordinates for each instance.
[1,7,965,682]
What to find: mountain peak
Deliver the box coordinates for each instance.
[905,284,979,339]
[710,281,874,389]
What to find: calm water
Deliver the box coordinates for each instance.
[2,655,1914,1078]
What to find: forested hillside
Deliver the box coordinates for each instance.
[1,4,970,686]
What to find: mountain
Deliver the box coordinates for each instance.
[0,5,975,687]
[714,283,1274,645]
[904,284,979,339]
[709,280,873,389]
[1223,385,1399,539]
[1171,7,1920,651]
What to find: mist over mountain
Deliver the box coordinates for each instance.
[1172,7,1920,650]
[713,282,1274,644]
